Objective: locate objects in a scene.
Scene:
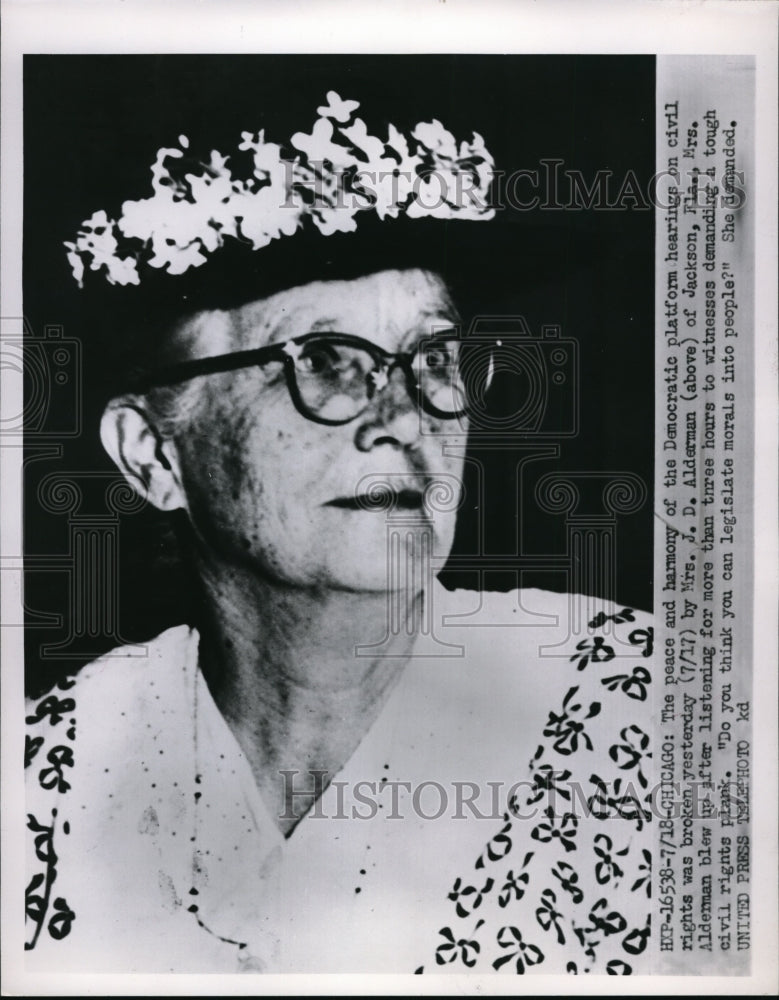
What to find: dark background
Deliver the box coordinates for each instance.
[24,55,655,695]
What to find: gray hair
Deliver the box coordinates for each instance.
[141,377,209,442]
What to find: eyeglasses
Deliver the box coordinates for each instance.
[129,330,472,426]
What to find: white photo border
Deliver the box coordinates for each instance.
[2,1,776,995]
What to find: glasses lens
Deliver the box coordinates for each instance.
[414,338,467,415]
[289,334,469,423]
[292,338,376,421]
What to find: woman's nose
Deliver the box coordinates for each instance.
[353,365,422,452]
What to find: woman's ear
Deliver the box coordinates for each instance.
[100,398,187,513]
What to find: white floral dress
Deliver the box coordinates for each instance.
[25,586,654,974]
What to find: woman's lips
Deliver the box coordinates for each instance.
[324,488,425,511]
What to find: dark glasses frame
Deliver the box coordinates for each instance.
[125,330,473,426]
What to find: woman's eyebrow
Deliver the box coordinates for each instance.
[262,313,339,344]
[406,310,461,339]
[308,317,341,332]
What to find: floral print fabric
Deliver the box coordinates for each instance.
[25,589,653,974]
[419,607,654,975]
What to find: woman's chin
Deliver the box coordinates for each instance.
[319,526,444,594]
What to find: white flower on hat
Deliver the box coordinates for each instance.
[316,91,360,123]
[65,210,141,287]
[64,95,496,288]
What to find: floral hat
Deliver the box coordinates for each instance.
[65,91,495,294]
[54,86,508,400]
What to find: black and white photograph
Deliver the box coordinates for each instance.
[2,1,777,993]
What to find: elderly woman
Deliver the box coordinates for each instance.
[25,90,653,975]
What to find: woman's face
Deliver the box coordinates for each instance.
[171,268,468,592]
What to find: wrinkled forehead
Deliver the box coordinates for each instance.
[170,268,458,360]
